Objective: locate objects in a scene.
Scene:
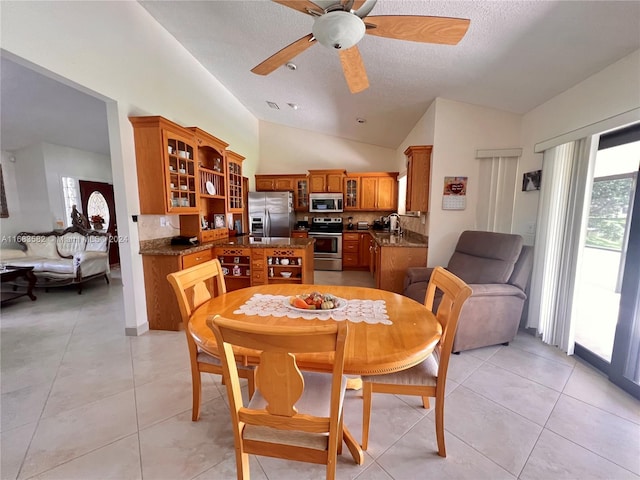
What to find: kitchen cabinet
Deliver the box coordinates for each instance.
[255,174,297,192]
[404,145,432,213]
[291,230,309,238]
[217,246,252,291]
[372,242,428,294]
[344,176,360,210]
[360,173,398,211]
[293,176,309,211]
[130,116,199,214]
[141,248,214,331]
[226,150,244,212]
[181,127,229,243]
[215,244,314,291]
[308,169,346,193]
[343,231,372,269]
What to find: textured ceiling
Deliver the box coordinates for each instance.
[1,1,639,156]
[140,0,640,148]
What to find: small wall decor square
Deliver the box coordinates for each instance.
[442,176,467,210]
[523,170,542,191]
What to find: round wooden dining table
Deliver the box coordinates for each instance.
[189,283,442,376]
[189,283,441,465]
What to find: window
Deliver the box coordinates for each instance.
[62,176,79,227]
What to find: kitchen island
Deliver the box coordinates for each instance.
[140,236,314,330]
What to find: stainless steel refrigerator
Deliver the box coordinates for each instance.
[248,191,295,237]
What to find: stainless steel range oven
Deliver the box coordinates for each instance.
[309,217,343,271]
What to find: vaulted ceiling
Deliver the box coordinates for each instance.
[2,1,639,156]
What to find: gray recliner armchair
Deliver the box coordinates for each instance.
[404,231,533,353]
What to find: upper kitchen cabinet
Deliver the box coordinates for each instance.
[344,175,360,210]
[308,169,346,193]
[404,146,432,213]
[360,172,398,211]
[344,172,398,211]
[226,150,245,212]
[130,116,198,214]
[255,174,297,192]
[186,127,229,243]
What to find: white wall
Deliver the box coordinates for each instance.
[515,49,640,243]
[41,143,112,230]
[2,1,259,334]
[0,151,24,240]
[257,121,397,185]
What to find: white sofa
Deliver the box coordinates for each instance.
[2,227,110,293]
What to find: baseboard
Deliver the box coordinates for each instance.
[125,322,149,336]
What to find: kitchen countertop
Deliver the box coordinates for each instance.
[346,229,428,248]
[140,236,315,256]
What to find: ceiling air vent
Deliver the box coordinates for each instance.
[266,101,280,110]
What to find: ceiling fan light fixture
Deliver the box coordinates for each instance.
[312,11,365,50]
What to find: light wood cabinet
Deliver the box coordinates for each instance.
[294,176,309,211]
[373,243,428,294]
[344,172,398,211]
[255,174,298,192]
[308,169,346,193]
[344,176,360,210]
[130,116,199,214]
[404,146,432,213]
[142,248,214,331]
[343,231,372,269]
[182,127,229,243]
[360,173,398,211]
[215,245,314,292]
[227,151,244,212]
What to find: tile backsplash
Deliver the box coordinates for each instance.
[137,215,180,241]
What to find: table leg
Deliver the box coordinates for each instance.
[342,426,364,465]
[25,270,37,301]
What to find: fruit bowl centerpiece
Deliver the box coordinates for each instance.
[287,292,346,312]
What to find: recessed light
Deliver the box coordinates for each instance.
[266,101,280,109]
[286,62,297,71]
[287,103,299,110]
[356,117,366,124]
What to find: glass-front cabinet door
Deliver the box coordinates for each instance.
[344,176,359,210]
[294,177,309,211]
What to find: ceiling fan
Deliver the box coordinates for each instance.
[251,0,470,93]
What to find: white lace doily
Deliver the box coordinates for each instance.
[233,294,392,325]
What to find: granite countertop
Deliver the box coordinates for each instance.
[140,236,314,256]
[369,230,428,248]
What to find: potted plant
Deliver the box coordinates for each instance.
[90,214,105,230]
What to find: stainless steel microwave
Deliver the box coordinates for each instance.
[309,193,344,213]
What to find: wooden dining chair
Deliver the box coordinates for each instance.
[167,259,255,421]
[361,266,472,457]
[208,315,352,480]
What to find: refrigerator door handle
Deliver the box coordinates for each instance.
[265,210,270,237]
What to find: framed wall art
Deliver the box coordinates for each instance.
[213,214,225,229]
[522,170,542,191]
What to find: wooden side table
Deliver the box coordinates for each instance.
[1,266,37,305]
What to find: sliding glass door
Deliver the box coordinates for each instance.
[573,125,639,398]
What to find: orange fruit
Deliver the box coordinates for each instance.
[293,297,309,309]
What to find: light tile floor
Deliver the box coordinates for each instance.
[1,269,639,479]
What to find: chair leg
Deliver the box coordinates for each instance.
[435,394,446,457]
[361,381,373,451]
[235,449,250,480]
[337,414,343,455]
[246,371,255,399]
[421,396,430,409]
[104,274,110,284]
[501,342,509,346]
[191,369,202,421]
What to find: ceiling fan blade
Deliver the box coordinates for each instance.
[354,0,376,18]
[365,15,470,45]
[272,0,323,15]
[339,46,369,93]
[251,34,316,76]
